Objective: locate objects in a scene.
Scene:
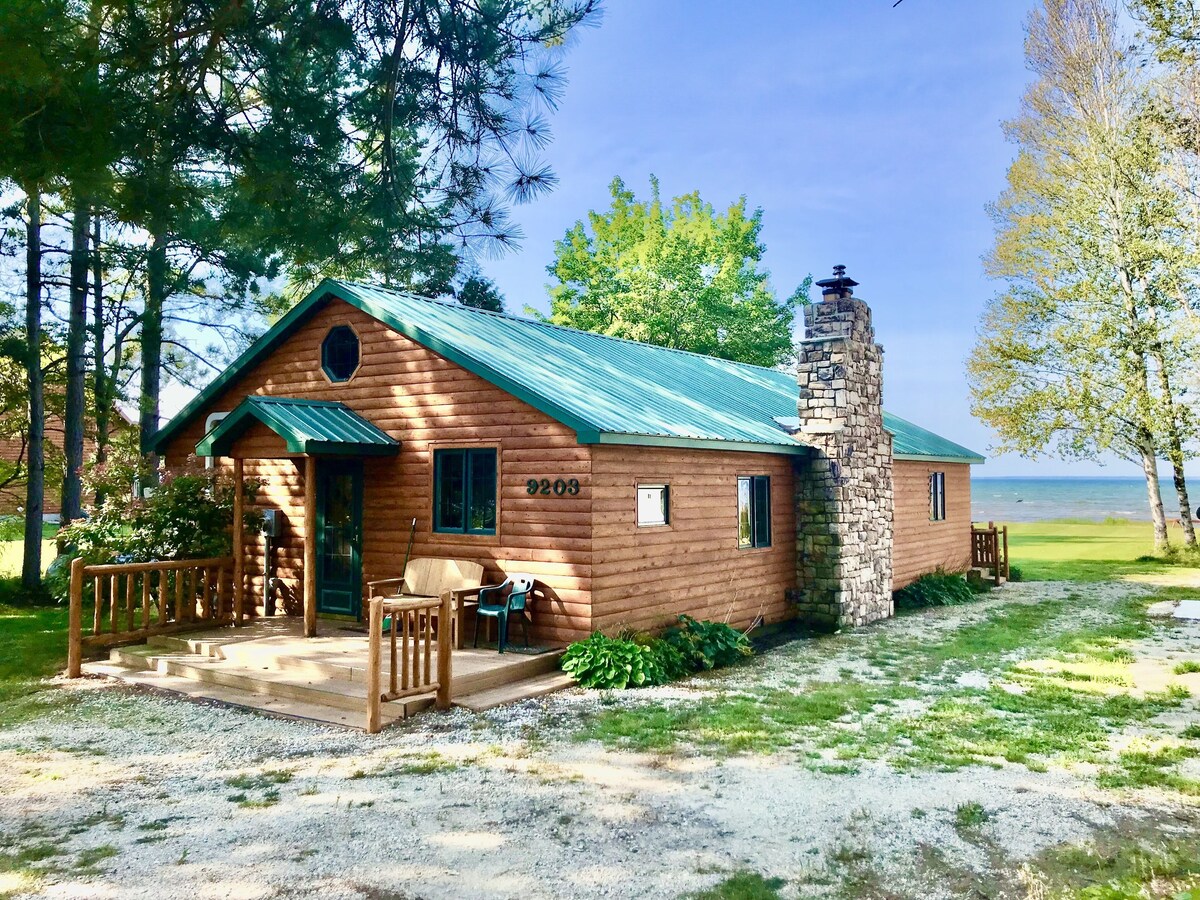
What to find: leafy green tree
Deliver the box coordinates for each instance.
[969,0,1199,550]
[542,177,805,367]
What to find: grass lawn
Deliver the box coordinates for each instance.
[1006,519,1200,581]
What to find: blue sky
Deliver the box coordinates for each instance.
[480,0,1142,478]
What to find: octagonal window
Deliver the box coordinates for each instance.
[321,326,360,382]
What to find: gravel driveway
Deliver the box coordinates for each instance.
[2,579,1198,900]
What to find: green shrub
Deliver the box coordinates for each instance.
[560,632,666,689]
[646,636,691,681]
[48,447,262,601]
[661,615,753,671]
[0,575,53,607]
[893,570,976,610]
[1007,564,1024,583]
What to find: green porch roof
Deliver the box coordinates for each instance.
[158,279,984,464]
[196,396,400,457]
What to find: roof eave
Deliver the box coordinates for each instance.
[894,453,986,465]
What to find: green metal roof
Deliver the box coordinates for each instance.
[158,279,983,464]
[196,396,400,457]
[883,412,985,464]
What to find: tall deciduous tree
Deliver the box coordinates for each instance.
[542,176,805,367]
[969,0,1199,550]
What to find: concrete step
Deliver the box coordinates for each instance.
[453,671,575,713]
[82,660,421,727]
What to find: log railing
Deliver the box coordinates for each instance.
[366,593,452,733]
[971,522,1009,586]
[67,556,234,677]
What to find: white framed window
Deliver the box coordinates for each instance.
[636,483,669,527]
[929,472,946,522]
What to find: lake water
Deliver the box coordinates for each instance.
[971,476,1185,523]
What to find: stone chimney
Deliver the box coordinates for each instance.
[792,266,894,629]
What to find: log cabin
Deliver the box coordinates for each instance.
[148,267,983,646]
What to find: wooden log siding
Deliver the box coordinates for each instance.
[891,460,973,590]
[588,445,797,635]
[162,299,594,645]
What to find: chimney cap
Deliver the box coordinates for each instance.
[815,264,858,296]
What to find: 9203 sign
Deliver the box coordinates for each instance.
[526,478,580,497]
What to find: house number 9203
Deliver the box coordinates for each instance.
[526,478,580,496]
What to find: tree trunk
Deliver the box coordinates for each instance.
[22,190,45,590]
[91,216,108,478]
[1137,431,1170,553]
[1153,354,1195,547]
[62,199,89,524]
[139,233,166,463]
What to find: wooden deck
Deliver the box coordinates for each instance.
[83,617,571,730]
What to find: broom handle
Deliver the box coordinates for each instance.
[400,517,417,587]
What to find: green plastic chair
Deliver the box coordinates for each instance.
[473,574,534,653]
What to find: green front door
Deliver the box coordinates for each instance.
[316,459,363,618]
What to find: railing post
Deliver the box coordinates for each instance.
[233,458,245,626]
[436,591,452,711]
[67,557,84,678]
[1001,526,1010,580]
[367,597,383,734]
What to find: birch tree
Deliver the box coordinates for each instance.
[969,0,1199,551]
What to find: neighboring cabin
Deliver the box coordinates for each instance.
[0,407,133,520]
[153,270,983,646]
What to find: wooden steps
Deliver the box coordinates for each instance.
[83,660,416,727]
[81,620,570,729]
[453,671,576,712]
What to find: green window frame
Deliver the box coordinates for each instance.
[737,475,771,549]
[434,448,497,535]
[929,472,946,522]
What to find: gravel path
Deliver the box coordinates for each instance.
[2,579,1198,900]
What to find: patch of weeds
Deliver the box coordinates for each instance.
[577,681,918,754]
[391,751,459,775]
[237,790,280,809]
[136,817,177,832]
[953,801,990,830]
[688,871,786,900]
[1174,660,1200,675]
[68,809,125,835]
[74,844,118,872]
[1182,724,1200,740]
[910,808,926,819]
[1028,819,1200,898]
[1097,742,1200,796]
[225,769,292,790]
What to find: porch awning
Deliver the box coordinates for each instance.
[196,396,400,457]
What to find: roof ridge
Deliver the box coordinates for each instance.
[333,279,798,378]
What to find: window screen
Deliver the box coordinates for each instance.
[929,471,946,522]
[738,476,771,548]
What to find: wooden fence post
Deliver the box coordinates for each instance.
[67,557,84,678]
[436,591,452,711]
[367,597,383,734]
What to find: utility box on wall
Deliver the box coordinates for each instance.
[261,509,283,537]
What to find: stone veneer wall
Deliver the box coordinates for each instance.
[792,290,894,628]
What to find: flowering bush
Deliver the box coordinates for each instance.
[47,447,261,600]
